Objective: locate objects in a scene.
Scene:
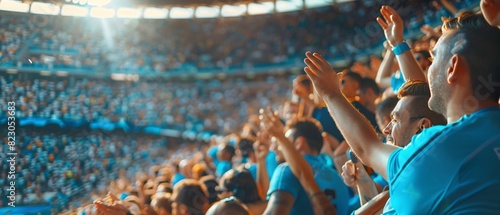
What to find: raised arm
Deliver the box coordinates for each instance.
[377,5,427,83]
[261,110,337,215]
[375,42,396,88]
[304,52,397,179]
[253,132,270,200]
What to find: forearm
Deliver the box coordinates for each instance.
[308,188,338,215]
[275,134,309,181]
[357,181,380,205]
[375,50,395,88]
[394,49,426,82]
[323,91,392,177]
[256,158,270,200]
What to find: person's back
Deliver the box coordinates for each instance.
[269,154,349,215]
[388,107,500,214]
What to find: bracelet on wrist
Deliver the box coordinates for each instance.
[392,41,411,55]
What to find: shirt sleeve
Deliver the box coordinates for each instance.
[267,164,301,200]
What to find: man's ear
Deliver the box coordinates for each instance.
[295,136,307,150]
[417,118,432,133]
[447,54,467,84]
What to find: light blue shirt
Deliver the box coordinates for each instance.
[268,155,350,215]
[266,151,280,179]
[387,107,500,214]
[216,161,232,178]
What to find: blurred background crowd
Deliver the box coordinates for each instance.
[1,0,494,214]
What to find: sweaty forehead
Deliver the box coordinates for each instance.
[432,29,458,54]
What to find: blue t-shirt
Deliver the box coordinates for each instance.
[391,70,405,93]
[267,155,350,215]
[245,163,258,181]
[207,146,219,166]
[387,107,500,214]
[266,151,280,179]
[313,106,345,142]
[216,161,232,178]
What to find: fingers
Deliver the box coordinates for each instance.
[304,58,320,74]
[304,67,316,79]
[385,6,402,22]
[380,6,392,23]
[305,52,327,70]
[376,17,388,29]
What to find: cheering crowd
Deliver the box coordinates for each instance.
[1,0,474,73]
[1,0,499,214]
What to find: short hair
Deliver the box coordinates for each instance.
[342,71,363,85]
[441,12,500,101]
[237,138,254,158]
[205,198,250,215]
[222,168,261,204]
[285,118,324,153]
[397,81,447,125]
[360,77,381,96]
[376,95,399,118]
[415,50,431,60]
[296,74,312,88]
[151,192,172,214]
[221,144,236,158]
[171,179,208,215]
[200,176,219,204]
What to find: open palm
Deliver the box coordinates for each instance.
[376,6,405,47]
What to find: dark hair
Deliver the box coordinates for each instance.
[415,50,431,60]
[342,72,363,85]
[296,75,312,89]
[221,144,236,158]
[397,81,447,125]
[360,77,381,96]
[376,95,399,118]
[237,138,254,158]
[286,119,324,153]
[441,12,500,101]
[200,176,219,204]
[222,168,261,204]
[171,179,208,215]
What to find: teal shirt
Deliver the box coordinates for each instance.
[267,155,350,215]
[388,107,500,214]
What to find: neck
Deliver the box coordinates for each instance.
[446,96,499,123]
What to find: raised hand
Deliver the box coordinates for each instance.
[376,6,404,47]
[253,131,270,161]
[303,52,343,99]
[259,107,286,139]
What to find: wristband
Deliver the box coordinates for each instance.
[392,41,410,55]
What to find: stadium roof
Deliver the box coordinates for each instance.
[30,0,274,7]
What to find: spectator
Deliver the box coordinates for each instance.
[170,179,208,215]
[304,7,500,214]
[263,119,349,215]
[206,197,250,215]
[216,144,235,178]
